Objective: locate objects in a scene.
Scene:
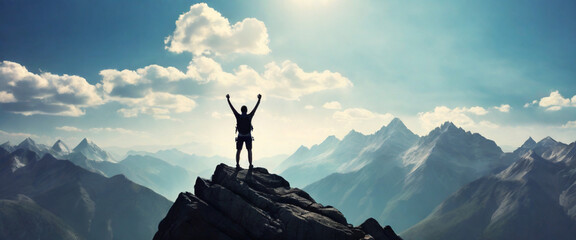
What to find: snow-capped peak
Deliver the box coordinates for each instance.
[537,136,558,147]
[17,137,37,148]
[51,140,71,156]
[72,138,114,162]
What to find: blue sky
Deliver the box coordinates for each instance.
[1,0,575,158]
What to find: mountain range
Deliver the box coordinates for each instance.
[2,118,576,239]
[277,118,419,188]
[276,118,576,238]
[0,148,172,240]
[1,138,199,201]
[402,137,576,240]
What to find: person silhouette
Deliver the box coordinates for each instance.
[226,94,261,169]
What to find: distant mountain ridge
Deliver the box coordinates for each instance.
[303,121,507,231]
[0,149,172,240]
[402,138,576,240]
[278,118,419,188]
[1,138,197,200]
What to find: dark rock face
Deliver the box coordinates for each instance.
[154,164,402,240]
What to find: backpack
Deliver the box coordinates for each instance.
[236,114,253,134]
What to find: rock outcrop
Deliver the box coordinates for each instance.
[154,164,402,240]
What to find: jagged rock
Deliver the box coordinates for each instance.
[154,163,403,240]
[359,218,403,240]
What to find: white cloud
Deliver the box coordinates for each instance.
[0,91,16,103]
[165,3,270,56]
[101,64,192,98]
[0,61,103,116]
[418,106,498,132]
[323,101,342,110]
[186,56,236,85]
[56,126,82,132]
[562,120,576,128]
[115,91,196,119]
[187,57,352,100]
[304,105,314,110]
[494,104,511,113]
[261,61,352,100]
[533,90,576,111]
[333,108,394,122]
[466,106,488,115]
[100,65,198,118]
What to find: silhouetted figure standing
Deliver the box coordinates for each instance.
[227,94,261,168]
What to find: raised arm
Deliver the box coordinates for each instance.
[226,94,239,116]
[249,94,262,116]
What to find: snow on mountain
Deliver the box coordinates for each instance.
[0,148,40,173]
[72,138,115,162]
[279,118,417,188]
[305,120,506,232]
[0,141,14,152]
[512,136,570,163]
[15,137,50,156]
[403,146,576,240]
[50,140,71,158]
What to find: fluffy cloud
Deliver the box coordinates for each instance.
[116,91,196,119]
[418,106,497,132]
[525,90,576,111]
[322,101,342,110]
[165,3,270,56]
[100,65,198,118]
[0,61,103,116]
[101,64,192,98]
[189,58,352,100]
[186,56,236,85]
[494,104,511,113]
[536,90,576,111]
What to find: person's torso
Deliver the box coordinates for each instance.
[236,114,252,134]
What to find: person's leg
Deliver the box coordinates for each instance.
[236,138,243,168]
[247,149,253,167]
[246,138,253,168]
[236,149,241,167]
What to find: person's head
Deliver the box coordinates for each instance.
[241,105,248,113]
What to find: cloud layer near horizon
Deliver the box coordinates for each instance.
[0,61,103,116]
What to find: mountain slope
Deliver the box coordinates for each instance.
[305,121,506,231]
[280,118,419,188]
[402,150,576,240]
[117,155,195,200]
[50,139,71,158]
[0,150,172,240]
[0,195,81,240]
[72,138,115,162]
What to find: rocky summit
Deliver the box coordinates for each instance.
[154,163,402,240]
